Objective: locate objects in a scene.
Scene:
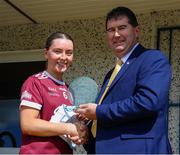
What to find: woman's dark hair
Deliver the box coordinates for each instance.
[45,32,74,49]
[105,6,139,29]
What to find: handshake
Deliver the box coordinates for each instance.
[50,104,85,149]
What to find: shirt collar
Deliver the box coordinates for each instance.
[121,42,139,64]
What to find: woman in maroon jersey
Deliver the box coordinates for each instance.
[19,32,87,154]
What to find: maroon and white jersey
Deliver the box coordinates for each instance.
[19,71,73,154]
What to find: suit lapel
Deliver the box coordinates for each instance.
[107,44,147,96]
[109,56,134,90]
[96,44,147,104]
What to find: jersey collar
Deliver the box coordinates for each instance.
[43,71,65,85]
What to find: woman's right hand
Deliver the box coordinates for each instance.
[67,122,88,145]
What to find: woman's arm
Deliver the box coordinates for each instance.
[20,106,80,137]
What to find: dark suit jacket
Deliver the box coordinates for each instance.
[86,44,172,154]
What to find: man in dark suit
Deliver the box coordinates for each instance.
[76,6,172,154]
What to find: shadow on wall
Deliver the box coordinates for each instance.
[0,99,21,147]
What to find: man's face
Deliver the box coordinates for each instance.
[106,16,140,58]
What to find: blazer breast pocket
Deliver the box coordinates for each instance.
[120,133,155,139]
